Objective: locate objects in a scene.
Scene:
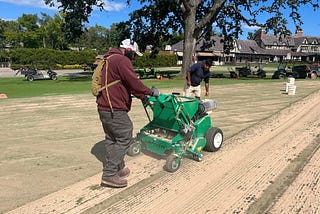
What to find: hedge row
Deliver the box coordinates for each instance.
[133,53,178,68]
[9,48,98,70]
[7,48,178,70]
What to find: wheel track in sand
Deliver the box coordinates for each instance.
[90,90,320,214]
[3,84,320,214]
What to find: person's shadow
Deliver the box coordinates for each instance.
[91,140,107,167]
[90,139,165,168]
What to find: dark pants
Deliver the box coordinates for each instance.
[98,110,133,178]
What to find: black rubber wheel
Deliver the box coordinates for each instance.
[51,75,57,80]
[27,75,34,81]
[204,127,223,152]
[279,74,285,79]
[257,72,266,78]
[310,72,317,80]
[127,142,141,156]
[165,155,180,172]
[155,73,161,79]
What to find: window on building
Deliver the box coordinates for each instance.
[300,46,308,52]
[311,46,319,52]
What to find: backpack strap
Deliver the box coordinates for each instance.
[104,56,118,116]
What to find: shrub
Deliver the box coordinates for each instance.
[9,48,178,70]
[9,48,98,70]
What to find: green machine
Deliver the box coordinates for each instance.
[127,93,223,172]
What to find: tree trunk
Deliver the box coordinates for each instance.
[181,9,196,75]
[43,37,46,48]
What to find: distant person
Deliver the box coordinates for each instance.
[184,59,213,99]
[92,39,159,188]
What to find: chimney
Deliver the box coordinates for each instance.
[260,27,265,38]
[295,29,303,37]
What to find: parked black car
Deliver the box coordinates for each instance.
[291,64,319,79]
[308,64,320,79]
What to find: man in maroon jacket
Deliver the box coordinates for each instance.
[96,39,158,188]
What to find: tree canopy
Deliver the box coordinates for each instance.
[44,0,319,73]
[0,13,129,53]
[126,0,319,72]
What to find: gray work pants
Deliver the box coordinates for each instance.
[98,110,133,178]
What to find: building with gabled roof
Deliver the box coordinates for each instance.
[170,28,320,65]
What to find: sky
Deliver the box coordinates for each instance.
[0,0,319,40]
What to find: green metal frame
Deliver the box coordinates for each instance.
[136,94,212,160]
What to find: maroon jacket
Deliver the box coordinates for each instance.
[96,48,153,112]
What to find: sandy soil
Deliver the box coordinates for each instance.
[1,79,320,213]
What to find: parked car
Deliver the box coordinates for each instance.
[308,64,320,79]
[291,64,319,79]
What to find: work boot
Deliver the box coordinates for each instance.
[101,175,128,188]
[118,167,130,178]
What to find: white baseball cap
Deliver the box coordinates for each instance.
[120,39,143,56]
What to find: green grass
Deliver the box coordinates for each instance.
[0,76,92,98]
[0,75,290,99]
[0,63,310,98]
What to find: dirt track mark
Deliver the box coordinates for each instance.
[2,81,320,213]
[268,135,320,214]
[91,90,320,213]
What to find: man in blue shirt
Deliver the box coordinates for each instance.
[184,59,213,99]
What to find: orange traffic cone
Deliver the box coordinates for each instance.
[0,93,8,99]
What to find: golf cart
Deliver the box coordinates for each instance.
[235,63,266,78]
[135,67,161,79]
[25,67,58,81]
[272,63,290,79]
[253,63,267,78]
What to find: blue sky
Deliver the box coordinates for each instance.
[0,0,319,40]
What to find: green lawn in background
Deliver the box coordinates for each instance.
[0,77,92,98]
[0,74,288,99]
[0,62,312,99]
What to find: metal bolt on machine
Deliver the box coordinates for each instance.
[127,93,223,172]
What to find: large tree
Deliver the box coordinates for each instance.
[76,23,130,53]
[44,0,319,73]
[128,0,319,72]
[1,20,20,48]
[45,13,68,50]
[0,20,5,48]
[17,14,42,48]
[44,0,104,43]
